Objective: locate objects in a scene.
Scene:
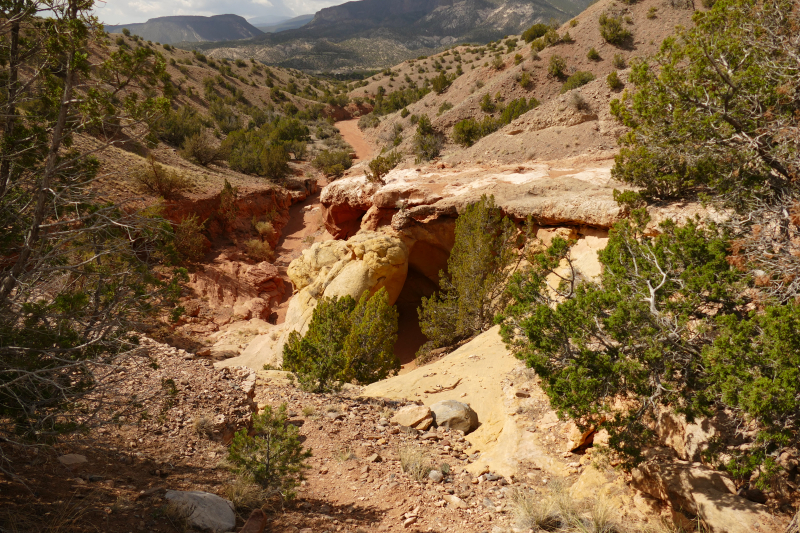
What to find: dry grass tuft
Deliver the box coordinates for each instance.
[399,445,432,481]
[222,477,268,512]
[333,445,356,463]
[192,414,214,438]
[510,481,626,533]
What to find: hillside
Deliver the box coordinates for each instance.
[344,0,695,163]
[192,0,596,71]
[105,14,263,45]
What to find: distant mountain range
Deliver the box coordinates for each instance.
[253,14,315,34]
[105,14,263,45]
[193,0,596,71]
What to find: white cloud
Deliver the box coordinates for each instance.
[93,0,341,25]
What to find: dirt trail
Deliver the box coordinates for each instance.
[271,180,333,324]
[336,119,374,161]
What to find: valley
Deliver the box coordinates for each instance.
[1,0,799,532]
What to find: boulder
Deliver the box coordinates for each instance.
[391,405,434,430]
[430,400,479,433]
[164,490,235,533]
[57,454,88,471]
[222,230,409,370]
[631,462,782,533]
[655,410,723,462]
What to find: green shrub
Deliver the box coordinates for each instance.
[412,115,443,162]
[223,129,268,175]
[612,53,626,69]
[587,47,601,61]
[647,6,657,18]
[491,56,505,70]
[431,71,453,94]
[560,71,596,93]
[400,108,410,118]
[209,101,240,134]
[260,144,290,182]
[180,130,227,167]
[228,403,311,499]
[522,23,550,43]
[599,13,632,45]
[283,288,400,392]
[365,151,402,184]
[245,238,274,262]
[174,214,206,262]
[452,118,491,147]
[499,97,538,124]
[156,106,203,147]
[548,55,567,78]
[312,150,353,178]
[437,101,453,116]
[606,70,623,90]
[514,53,523,65]
[499,212,800,478]
[133,155,191,199]
[518,72,533,89]
[358,113,380,130]
[480,93,496,113]
[418,195,518,355]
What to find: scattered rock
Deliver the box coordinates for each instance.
[443,494,469,509]
[164,490,235,533]
[391,405,434,430]
[429,470,444,483]
[57,454,88,471]
[366,453,382,463]
[430,400,479,433]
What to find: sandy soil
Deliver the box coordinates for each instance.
[272,179,334,324]
[336,119,375,161]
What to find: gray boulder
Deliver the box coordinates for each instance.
[164,490,235,532]
[430,400,479,433]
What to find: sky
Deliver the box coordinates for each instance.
[93,0,343,25]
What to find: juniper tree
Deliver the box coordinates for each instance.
[283,288,399,392]
[610,0,799,202]
[417,195,520,357]
[0,0,180,446]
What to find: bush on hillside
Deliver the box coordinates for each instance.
[418,195,519,356]
[133,155,191,199]
[228,403,311,499]
[312,150,352,178]
[599,13,632,45]
[522,23,550,43]
[358,113,380,130]
[209,101,240,134]
[283,288,400,392]
[607,70,624,90]
[548,55,567,78]
[480,93,496,113]
[560,71,596,93]
[431,71,453,94]
[587,47,601,61]
[412,116,443,163]
[610,0,799,200]
[179,130,228,167]
[365,151,402,184]
[174,214,206,262]
[156,106,203,147]
[260,144,290,183]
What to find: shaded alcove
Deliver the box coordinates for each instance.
[393,267,440,365]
